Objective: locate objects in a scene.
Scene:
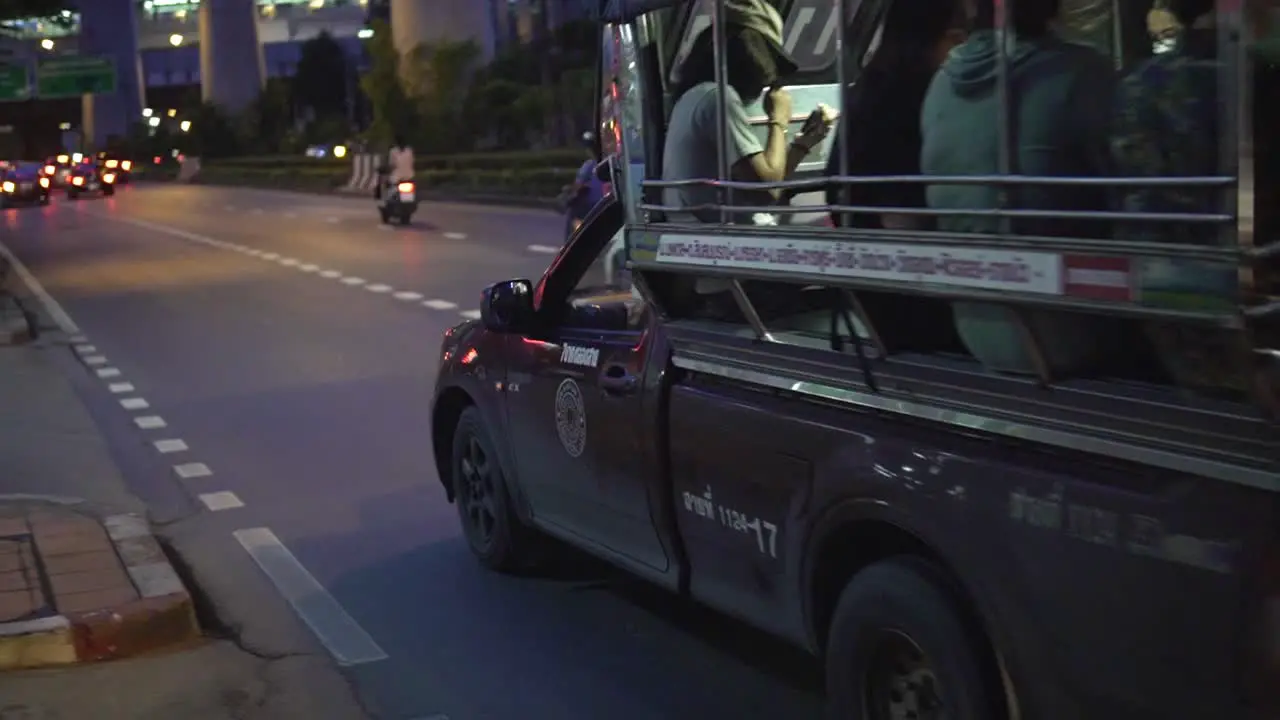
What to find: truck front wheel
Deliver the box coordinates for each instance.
[451,406,533,573]
[825,557,998,720]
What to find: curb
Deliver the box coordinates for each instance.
[0,512,200,670]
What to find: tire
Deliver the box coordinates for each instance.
[450,406,532,573]
[379,206,391,224]
[398,211,412,226]
[825,557,998,720]
[103,185,115,197]
[66,190,78,201]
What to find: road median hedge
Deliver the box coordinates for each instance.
[207,148,586,173]
[164,163,574,200]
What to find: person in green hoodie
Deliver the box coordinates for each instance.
[920,0,1119,377]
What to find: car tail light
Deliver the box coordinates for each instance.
[38,177,48,188]
[56,154,68,164]
[153,156,161,164]
[72,176,83,186]
[1,181,12,193]
[121,160,131,171]
[43,165,54,175]
[105,159,118,168]
[102,173,115,183]
[397,182,414,193]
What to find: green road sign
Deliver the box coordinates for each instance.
[35,56,116,99]
[0,63,29,102]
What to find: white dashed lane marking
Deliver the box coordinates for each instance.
[154,439,188,453]
[365,284,392,293]
[134,415,167,429]
[119,397,150,410]
[174,462,213,479]
[261,253,280,261]
[394,291,423,301]
[459,310,481,320]
[96,367,122,378]
[443,232,466,240]
[82,355,107,366]
[73,344,96,353]
[108,382,134,394]
[319,270,342,278]
[199,492,243,511]
[527,244,559,254]
[299,264,319,272]
[279,258,300,266]
[341,277,365,286]
[423,299,457,310]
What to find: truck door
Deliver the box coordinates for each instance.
[504,206,669,573]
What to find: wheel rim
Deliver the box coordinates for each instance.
[458,433,498,551]
[862,630,945,720]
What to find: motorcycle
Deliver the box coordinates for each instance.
[375,166,417,226]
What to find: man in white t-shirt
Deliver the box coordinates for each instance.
[377,134,414,201]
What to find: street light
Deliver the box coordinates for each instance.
[40,39,53,51]
[58,122,70,130]
[167,109,177,118]
[180,120,191,132]
[148,116,160,127]
[169,34,183,47]
[142,108,153,117]
[333,145,347,158]
[357,28,373,39]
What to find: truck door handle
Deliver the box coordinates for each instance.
[599,364,638,395]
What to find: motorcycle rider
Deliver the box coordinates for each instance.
[560,131,605,241]
[377,133,414,201]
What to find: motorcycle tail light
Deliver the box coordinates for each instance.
[121,160,131,171]
[397,182,414,193]
[105,159,118,168]
[72,176,83,186]
[43,165,54,175]
[39,177,48,188]
[1,182,12,193]
[103,173,115,183]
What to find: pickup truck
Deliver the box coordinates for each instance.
[429,197,1277,720]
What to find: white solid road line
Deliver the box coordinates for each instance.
[199,491,244,511]
[233,527,389,666]
[153,439,188,453]
[0,238,80,333]
[174,462,212,479]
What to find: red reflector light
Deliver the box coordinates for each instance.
[397,182,414,193]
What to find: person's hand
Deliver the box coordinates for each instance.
[763,87,793,125]
[796,104,836,151]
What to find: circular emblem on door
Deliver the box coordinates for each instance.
[554,378,587,458]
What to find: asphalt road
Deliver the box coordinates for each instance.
[1,184,824,720]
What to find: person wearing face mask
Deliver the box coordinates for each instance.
[660,0,833,225]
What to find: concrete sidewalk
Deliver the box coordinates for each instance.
[0,267,371,717]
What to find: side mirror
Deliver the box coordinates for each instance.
[480,279,534,333]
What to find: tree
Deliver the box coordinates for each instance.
[239,78,293,154]
[359,19,414,147]
[402,38,479,152]
[294,31,349,120]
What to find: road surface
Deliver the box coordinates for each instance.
[0,184,824,720]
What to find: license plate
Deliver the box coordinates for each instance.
[19,183,31,191]
[399,192,415,203]
[89,182,98,189]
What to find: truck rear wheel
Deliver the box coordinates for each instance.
[825,557,997,720]
[451,406,533,573]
